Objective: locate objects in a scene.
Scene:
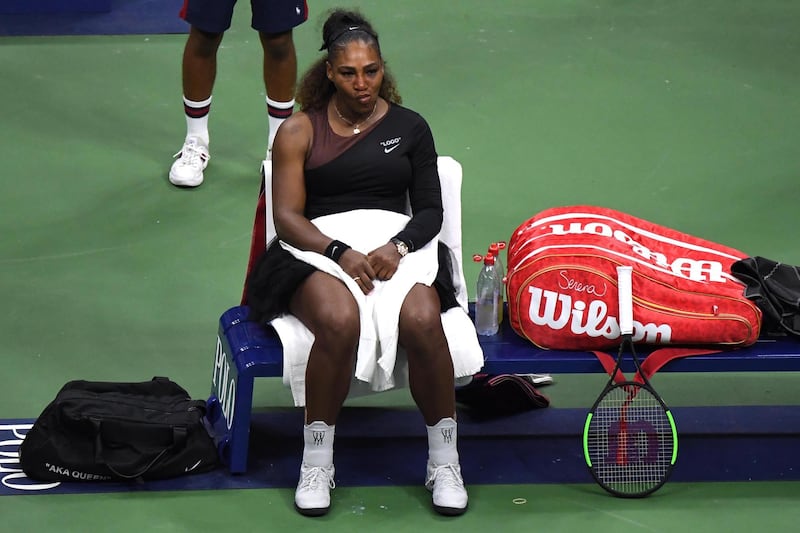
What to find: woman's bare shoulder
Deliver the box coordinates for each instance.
[273,111,314,157]
[281,111,313,136]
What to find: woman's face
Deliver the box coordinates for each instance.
[327,40,384,113]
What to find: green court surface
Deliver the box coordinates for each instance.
[1,0,799,531]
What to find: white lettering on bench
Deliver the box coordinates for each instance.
[0,424,61,492]
[527,286,672,343]
[213,337,236,430]
[547,222,726,283]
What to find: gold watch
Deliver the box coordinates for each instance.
[391,238,409,257]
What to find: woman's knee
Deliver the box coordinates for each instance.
[292,279,360,346]
[399,291,443,341]
[314,304,360,345]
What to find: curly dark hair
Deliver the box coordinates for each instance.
[296,8,402,112]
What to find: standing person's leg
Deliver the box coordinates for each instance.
[288,272,360,517]
[253,0,308,158]
[259,31,297,158]
[399,284,469,516]
[180,27,223,148]
[169,0,235,187]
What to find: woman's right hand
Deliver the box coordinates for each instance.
[339,249,376,294]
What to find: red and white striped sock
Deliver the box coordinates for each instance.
[183,95,212,147]
[266,96,295,156]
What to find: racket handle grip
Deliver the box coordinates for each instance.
[616,265,634,335]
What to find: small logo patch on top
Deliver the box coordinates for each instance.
[380,137,402,153]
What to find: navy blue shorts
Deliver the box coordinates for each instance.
[180,0,308,34]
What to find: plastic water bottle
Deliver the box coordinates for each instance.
[475,253,501,336]
[488,242,506,324]
[488,242,505,281]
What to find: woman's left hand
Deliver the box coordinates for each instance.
[367,243,402,281]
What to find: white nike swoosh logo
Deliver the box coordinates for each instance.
[384,145,400,153]
[185,460,202,472]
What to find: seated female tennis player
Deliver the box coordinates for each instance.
[245,8,482,518]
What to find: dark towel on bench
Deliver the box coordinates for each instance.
[731,256,800,337]
[456,373,550,418]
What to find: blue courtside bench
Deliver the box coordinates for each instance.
[205,303,800,474]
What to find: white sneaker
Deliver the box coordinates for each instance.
[294,463,335,516]
[425,462,468,516]
[169,137,210,187]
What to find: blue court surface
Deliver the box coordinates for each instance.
[3,405,799,496]
[0,0,188,37]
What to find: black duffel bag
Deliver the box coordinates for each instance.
[19,377,219,482]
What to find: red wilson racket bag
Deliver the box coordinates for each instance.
[506,206,762,351]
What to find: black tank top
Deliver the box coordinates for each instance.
[303,103,443,251]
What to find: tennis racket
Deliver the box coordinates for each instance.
[582,265,678,498]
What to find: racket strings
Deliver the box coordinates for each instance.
[587,385,674,496]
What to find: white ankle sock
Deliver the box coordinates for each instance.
[183,95,212,147]
[266,96,295,153]
[303,421,335,467]
[427,417,459,466]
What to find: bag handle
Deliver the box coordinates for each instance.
[592,347,721,383]
[91,419,188,480]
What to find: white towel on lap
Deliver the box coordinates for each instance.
[269,209,484,406]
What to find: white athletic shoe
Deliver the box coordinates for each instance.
[294,463,335,516]
[425,462,468,516]
[169,137,209,187]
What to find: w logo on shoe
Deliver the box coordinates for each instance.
[313,431,325,446]
[440,428,454,444]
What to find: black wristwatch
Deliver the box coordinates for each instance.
[391,238,409,257]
